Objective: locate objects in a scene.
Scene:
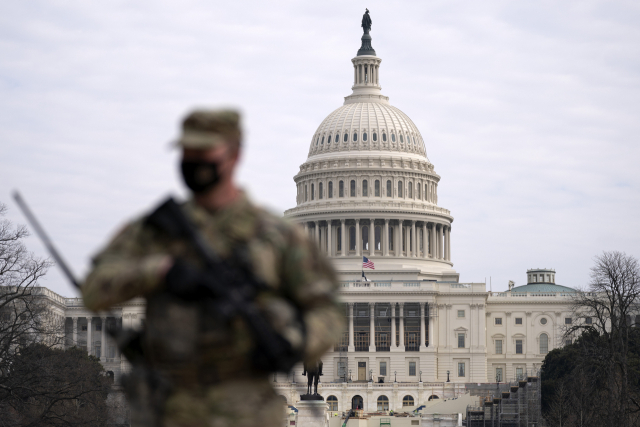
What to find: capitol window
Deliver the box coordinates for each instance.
[585,317,592,324]
[495,339,502,354]
[339,181,344,197]
[516,340,523,354]
[373,132,377,141]
[362,226,369,250]
[336,227,341,251]
[386,180,392,197]
[362,180,368,197]
[353,132,358,142]
[375,226,381,250]
[403,396,414,407]
[382,133,387,142]
[417,184,421,199]
[391,134,396,142]
[316,137,319,146]
[327,396,338,411]
[515,318,523,325]
[400,134,404,143]
[540,333,549,354]
[458,333,465,348]
[321,136,324,144]
[305,185,308,201]
[458,363,465,377]
[349,226,356,251]
[344,133,348,142]
[495,317,502,325]
[540,318,547,325]
[457,310,465,318]
[398,181,403,198]
[328,181,333,198]
[377,395,389,411]
[319,182,323,199]
[311,184,315,201]
[375,180,380,196]
[408,183,413,198]
[350,180,356,197]
[388,227,394,251]
[363,132,367,141]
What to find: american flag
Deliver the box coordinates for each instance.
[362,256,375,269]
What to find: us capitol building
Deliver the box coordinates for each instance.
[44,14,576,414]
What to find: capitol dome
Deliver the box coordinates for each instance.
[284,18,457,281]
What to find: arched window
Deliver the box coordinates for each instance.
[417,184,421,199]
[540,333,548,354]
[363,132,368,141]
[305,185,308,201]
[316,137,319,145]
[428,395,439,401]
[319,182,323,199]
[344,133,348,142]
[327,395,338,411]
[352,395,364,410]
[311,183,315,200]
[327,135,331,144]
[408,183,413,198]
[388,227,394,251]
[398,181,403,198]
[391,134,396,142]
[349,226,356,251]
[375,180,380,197]
[386,180,392,197]
[337,226,342,251]
[350,180,356,197]
[402,395,414,407]
[377,395,389,411]
[362,180,368,197]
[425,184,428,201]
[353,132,358,142]
[382,133,387,142]
[321,136,324,144]
[400,134,404,143]
[339,181,344,197]
[362,226,369,251]
[328,181,333,198]
[373,133,377,141]
[375,226,381,250]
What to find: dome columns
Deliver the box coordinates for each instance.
[297,217,452,263]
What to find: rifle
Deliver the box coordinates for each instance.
[145,197,302,373]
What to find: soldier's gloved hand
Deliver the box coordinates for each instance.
[164,258,211,300]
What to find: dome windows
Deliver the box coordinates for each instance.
[353,132,358,142]
[362,180,368,197]
[328,181,333,198]
[398,181,403,197]
[339,180,344,197]
[319,182,323,199]
[375,180,380,197]
[327,135,331,144]
[386,180,392,197]
[350,180,356,197]
[316,137,319,146]
[382,133,387,142]
[391,134,396,143]
[363,132,367,142]
[321,136,324,145]
[400,134,404,143]
[344,133,348,142]
[373,133,377,142]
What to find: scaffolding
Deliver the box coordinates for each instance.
[465,370,541,427]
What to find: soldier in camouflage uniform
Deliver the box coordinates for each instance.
[82,110,343,427]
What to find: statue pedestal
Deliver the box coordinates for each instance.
[296,400,328,427]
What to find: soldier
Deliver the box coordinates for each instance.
[82,109,343,427]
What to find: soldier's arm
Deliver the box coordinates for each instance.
[282,225,344,363]
[82,219,170,311]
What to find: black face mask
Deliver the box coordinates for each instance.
[180,160,221,194]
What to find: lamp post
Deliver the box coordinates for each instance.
[419,370,422,382]
[349,369,352,383]
[496,373,499,389]
[446,370,450,382]
[394,371,397,382]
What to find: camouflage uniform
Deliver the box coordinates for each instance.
[82,110,343,427]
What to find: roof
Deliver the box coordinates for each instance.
[510,283,577,293]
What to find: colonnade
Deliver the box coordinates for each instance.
[66,315,120,361]
[340,302,435,352]
[301,218,451,261]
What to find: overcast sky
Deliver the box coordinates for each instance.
[1,1,639,297]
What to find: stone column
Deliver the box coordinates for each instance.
[430,223,436,259]
[87,317,92,355]
[383,219,389,256]
[303,221,308,235]
[100,316,107,360]
[327,220,332,257]
[446,226,451,261]
[411,221,417,258]
[355,219,361,256]
[398,221,404,257]
[423,223,428,259]
[399,303,405,350]
[391,304,396,348]
[369,302,376,352]
[428,305,434,348]
[348,303,355,352]
[420,303,427,350]
[314,221,319,246]
[72,317,78,347]
[369,219,375,256]
[341,219,346,257]
[406,226,411,257]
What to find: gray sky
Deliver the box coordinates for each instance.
[1,1,639,297]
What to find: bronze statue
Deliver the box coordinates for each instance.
[302,360,323,397]
[362,9,372,33]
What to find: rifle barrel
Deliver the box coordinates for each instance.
[12,191,81,289]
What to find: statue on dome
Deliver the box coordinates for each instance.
[361,9,372,34]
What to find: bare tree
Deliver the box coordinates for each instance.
[566,251,640,427]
